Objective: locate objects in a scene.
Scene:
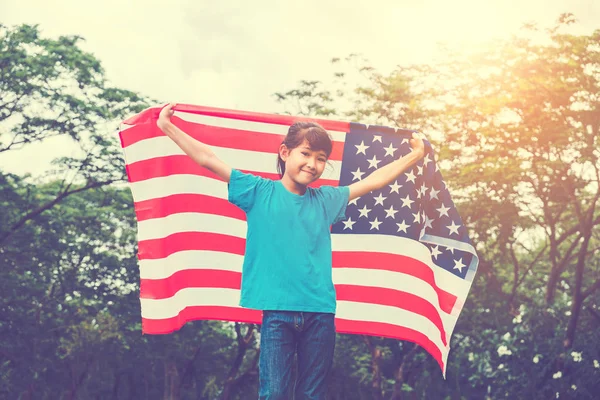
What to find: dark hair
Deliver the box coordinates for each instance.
[277,122,333,177]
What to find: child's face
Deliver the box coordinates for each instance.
[281,139,328,186]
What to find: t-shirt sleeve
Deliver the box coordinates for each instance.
[228,169,268,213]
[319,185,350,225]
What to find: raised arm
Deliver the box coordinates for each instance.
[348,132,425,201]
[157,103,232,182]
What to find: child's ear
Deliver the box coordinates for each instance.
[279,144,289,161]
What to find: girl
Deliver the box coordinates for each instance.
[157,103,425,399]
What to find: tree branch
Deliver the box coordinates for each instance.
[582,278,600,300]
[0,180,113,245]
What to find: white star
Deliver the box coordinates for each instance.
[412,211,421,224]
[417,165,423,175]
[358,205,371,218]
[384,205,398,219]
[369,217,382,230]
[453,258,466,273]
[396,220,410,233]
[389,181,402,194]
[430,245,442,259]
[401,138,410,144]
[348,197,359,206]
[367,155,381,169]
[435,163,440,172]
[448,246,455,254]
[437,204,450,218]
[342,217,356,230]
[430,188,440,200]
[351,168,365,181]
[372,135,382,143]
[423,214,434,230]
[355,141,369,155]
[447,221,461,235]
[400,195,414,209]
[384,143,397,157]
[373,193,387,206]
[420,185,428,197]
[405,170,417,184]
[423,153,432,167]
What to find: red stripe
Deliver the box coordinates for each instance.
[139,271,447,345]
[123,104,351,133]
[121,118,345,161]
[141,311,444,372]
[135,194,247,222]
[142,306,262,334]
[336,285,447,345]
[138,232,246,260]
[333,252,456,314]
[140,270,242,299]
[335,319,444,372]
[126,155,339,187]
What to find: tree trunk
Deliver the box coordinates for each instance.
[222,323,256,400]
[163,360,180,400]
[68,355,94,400]
[111,373,121,400]
[564,226,592,348]
[544,237,560,305]
[363,336,383,400]
[391,344,418,400]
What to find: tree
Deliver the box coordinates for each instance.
[0,23,150,244]
[275,14,600,398]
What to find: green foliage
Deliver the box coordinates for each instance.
[269,13,600,399]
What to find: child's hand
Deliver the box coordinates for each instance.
[157,103,176,129]
[409,132,425,159]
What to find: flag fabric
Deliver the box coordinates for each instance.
[119,104,479,374]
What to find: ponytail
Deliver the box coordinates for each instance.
[277,154,286,177]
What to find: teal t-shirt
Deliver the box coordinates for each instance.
[228,169,349,314]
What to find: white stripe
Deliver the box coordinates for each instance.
[139,288,448,357]
[336,300,449,358]
[139,250,244,279]
[174,111,347,142]
[137,213,247,241]
[333,268,457,328]
[130,175,227,203]
[136,212,469,296]
[123,137,342,180]
[140,288,242,319]
[119,123,135,133]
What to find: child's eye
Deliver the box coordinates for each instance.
[301,152,309,156]
[318,158,326,162]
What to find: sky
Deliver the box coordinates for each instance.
[1,0,599,176]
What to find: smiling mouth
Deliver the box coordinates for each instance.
[301,170,315,176]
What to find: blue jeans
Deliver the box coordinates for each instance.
[258,311,336,400]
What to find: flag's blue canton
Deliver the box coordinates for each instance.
[332,123,475,280]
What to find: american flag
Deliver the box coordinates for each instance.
[119,104,478,374]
